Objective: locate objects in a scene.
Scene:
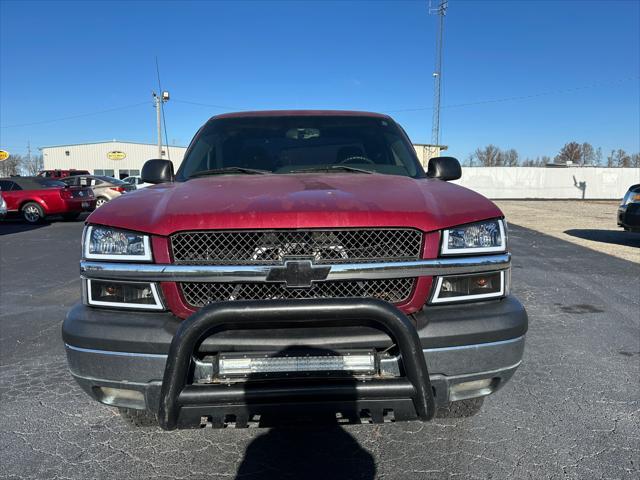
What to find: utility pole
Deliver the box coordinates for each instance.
[429,0,447,146]
[27,140,32,175]
[152,91,170,158]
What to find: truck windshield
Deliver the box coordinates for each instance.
[177,115,424,180]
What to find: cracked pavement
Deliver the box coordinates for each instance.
[0,216,638,479]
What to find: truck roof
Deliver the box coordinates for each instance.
[209,110,391,122]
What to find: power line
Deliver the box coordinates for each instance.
[172,99,243,110]
[171,75,639,118]
[4,74,634,132]
[386,76,640,113]
[1,101,150,129]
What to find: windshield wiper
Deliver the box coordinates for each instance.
[289,165,375,175]
[188,167,270,178]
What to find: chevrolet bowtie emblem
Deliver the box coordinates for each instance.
[266,259,331,288]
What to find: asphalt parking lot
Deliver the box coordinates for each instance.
[1,211,638,480]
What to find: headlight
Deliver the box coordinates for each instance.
[621,191,640,206]
[84,279,164,310]
[441,219,506,255]
[430,270,507,304]
[83,225,152,261]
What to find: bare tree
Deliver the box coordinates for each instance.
[555,142,582,165]
[581,143,595,166]
[595,147,603,166]
[465,153,475,167]
[614,149,631,167]
[541,155,552,166]
[607,150,615,167]
[522,157,543,167]
[503,149,519,167]
[23,154,44,176]
[632,153,640,168]
[0,154,23,177]
[474,145,502,167]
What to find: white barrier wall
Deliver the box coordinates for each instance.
[452,167,640,199]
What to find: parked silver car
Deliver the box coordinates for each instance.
[122,175,153,189]
[61,175,134,208]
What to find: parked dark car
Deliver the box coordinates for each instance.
[0,176,95,223]
[618,184,640,232]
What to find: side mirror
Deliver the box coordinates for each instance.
[141,159,174,184]
[427,156,461,181]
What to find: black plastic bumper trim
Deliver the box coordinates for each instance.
[62,296,528,354]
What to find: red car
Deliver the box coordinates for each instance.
[64,111,527,429]
[0,176,95,223]
[37,169,91,179]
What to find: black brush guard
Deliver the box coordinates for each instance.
[158,298,435,430]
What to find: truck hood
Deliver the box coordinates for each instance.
[87,173,502,236]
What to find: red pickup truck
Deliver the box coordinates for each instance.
[63,111,527,429]
[0,177,95,223]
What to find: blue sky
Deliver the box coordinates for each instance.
[1,0,638,162]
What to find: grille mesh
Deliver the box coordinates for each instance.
[171,229,423,265]
[180,278,415,307]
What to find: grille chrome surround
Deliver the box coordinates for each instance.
[180,278,415,307]
[170,229,423,265]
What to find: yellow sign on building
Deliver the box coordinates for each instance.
[107,150,126,161]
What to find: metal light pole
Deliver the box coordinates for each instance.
[153,91,170,158]
[429,0,447,146]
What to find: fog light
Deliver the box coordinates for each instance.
[431,271,505,304]
[85,279,163,310]
[93,386,146,409]
[218,351,376,377]
[450,378,494,401]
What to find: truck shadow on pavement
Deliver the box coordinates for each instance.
[564,228,640,248]
[235,424,376,479]
[232,346,377,479]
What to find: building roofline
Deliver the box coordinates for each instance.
[39,140,187,149]
[414,144,448,149]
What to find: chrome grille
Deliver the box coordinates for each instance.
[171,229,423,265]
[180,278,415,307]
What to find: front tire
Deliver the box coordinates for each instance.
[117,407,158,428]
[437,397,485,418]
[22,202,45,224]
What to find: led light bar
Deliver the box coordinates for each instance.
[218,351,376,377]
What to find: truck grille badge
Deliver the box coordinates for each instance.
[265,259,331,288]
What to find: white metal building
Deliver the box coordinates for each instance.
[40,141,444,179]
[413,144,447,166]
[40,141,187,179]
